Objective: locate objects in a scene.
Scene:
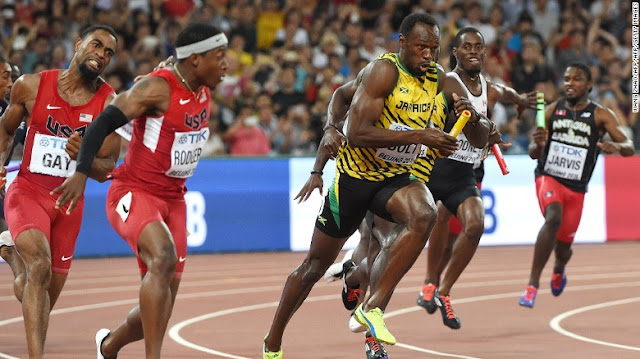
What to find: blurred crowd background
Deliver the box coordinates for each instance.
[0,0,636,157]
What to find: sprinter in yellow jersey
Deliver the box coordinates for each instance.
[293,90,488,355]
[264,13,486,357]
[292,38,499,358]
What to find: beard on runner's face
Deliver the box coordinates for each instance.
[78,61,101,80]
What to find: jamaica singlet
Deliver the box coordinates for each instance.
[335,53,440,181]
[410,91,448,183]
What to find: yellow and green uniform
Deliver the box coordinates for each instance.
[411,91,448,183]
[335,53,440,181]
[317,53,441,239]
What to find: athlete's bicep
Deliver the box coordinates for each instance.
[95,132,121,162]
[111,76,170,121]
[0,77,32,134]
[599,107,631,143]
[348,61,396,126]
[487,83,502,107]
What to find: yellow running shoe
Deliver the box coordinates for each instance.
[353,303,397,345]
[263,341,283,359]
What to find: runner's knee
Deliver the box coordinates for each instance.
[463,217,484,241]
[297,257,327,285]
[544,203,563,230]
[407,202,437,234]
[146,246,177,277]
[25,258,52,285]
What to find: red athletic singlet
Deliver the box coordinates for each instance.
[109,68,211,199]
[6,70,113,274]
[20,70,114,191]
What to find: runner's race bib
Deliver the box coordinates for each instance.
[29,133,75,177]
[115,122,133,141]
[448,133,482,164]
[543,140,587,180]
[375,123,421,165]
[166,128,209,178]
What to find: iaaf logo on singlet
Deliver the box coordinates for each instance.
[46,116,87,138]
[184,108,208,131]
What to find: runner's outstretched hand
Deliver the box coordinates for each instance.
[51,172,88,215]
[295,173,324,203]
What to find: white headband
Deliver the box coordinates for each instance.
[175,33,228,59]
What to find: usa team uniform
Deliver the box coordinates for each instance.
[105,69,210,278]
[5,70,114,274]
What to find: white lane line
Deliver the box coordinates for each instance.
[386,280,640,318]
[549,297,640,351]
[394,342,482,359]
[5,269,640,304]
[0,277,637,358]
[0,353,19,359]
[169,281,640,358]
[0,298,140,327]
[168,295,338,359]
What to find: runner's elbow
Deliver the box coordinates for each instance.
[345,128,367,147]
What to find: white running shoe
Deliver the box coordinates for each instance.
[324,249,354,283]
[0,231,14,248]
[95,328,111,359]
[349,313,366,333]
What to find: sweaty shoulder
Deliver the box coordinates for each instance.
[441,72,465,103]
[593,102,616,125]
[117,74,171,117]
[360,59,399,99]
[10,73,42,104]
[131,75,170,101]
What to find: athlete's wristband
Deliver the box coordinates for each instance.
[310,170,323,176]
[76,105,129,175]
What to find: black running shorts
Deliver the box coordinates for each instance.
[315,172,418,238]
[427,177,480,216]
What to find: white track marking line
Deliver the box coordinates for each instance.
[0,353,19,359]
[394,342,482,359]
[549,297,640,351]
[0,273,637,357]
[5,269,640,303]
[168,281,640,358]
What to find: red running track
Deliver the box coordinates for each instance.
[1,242,639,358]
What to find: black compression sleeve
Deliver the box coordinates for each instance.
[75,105,129,175]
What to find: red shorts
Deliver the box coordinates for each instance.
[535,175,585,243]
[448,182,482,235]
[4,176,84,275]
[106,180,187,278]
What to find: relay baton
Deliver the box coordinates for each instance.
[491,144,509,175]
[436,110,471,157]
[449,110,472,137]
[0,163,20,187]
[5,164,20,173]
[535,92,545,128]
